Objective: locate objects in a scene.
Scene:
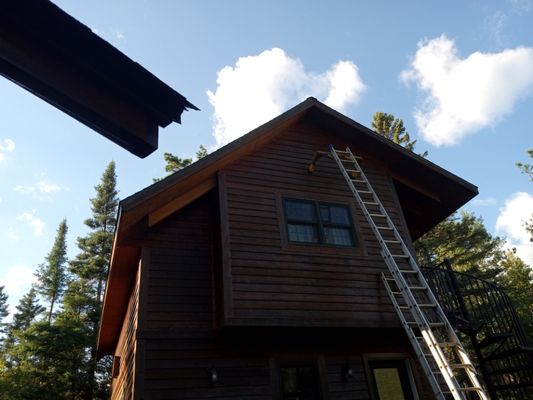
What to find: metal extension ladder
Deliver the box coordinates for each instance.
[327,145,488,400]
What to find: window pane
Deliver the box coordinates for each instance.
[373,368,406,400]
[328,205,351,225]
[324,227,353,246]
[288,224,319,243]
[285,200,316,222]
[280,366,320,400]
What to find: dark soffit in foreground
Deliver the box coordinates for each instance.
[0,0,198,158]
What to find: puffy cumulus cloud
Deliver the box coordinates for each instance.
[207,48,365,147]
[1,265,37,316]
[0,138,15,163]
[17,210,45,236]
[401,35,533,146]
[495,192,533,265]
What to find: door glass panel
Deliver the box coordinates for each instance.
[369,360,415,400]
[373,367,405,400]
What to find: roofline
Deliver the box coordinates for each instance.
[0,0,198,158]
[97,97,478,355]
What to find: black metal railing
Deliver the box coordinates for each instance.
[422,261,533,400]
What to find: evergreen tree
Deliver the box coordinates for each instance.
[154,144,209,182]
[35,219,68,322]
[516,148,533,241]
[414,211,503,279]
[0,319,88,400]
[372,112,417,151]
[499,249,533,342]
[68,161,118,399]
[0,286,9,341]
[9,288,45,333]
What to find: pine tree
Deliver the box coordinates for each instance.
[35,219,68,322]
[372,111,428,157]
[499,249,533,342]
[516,148,533,241]
[0,286,9,341]
[68,161,118,399]
[154,144,209,182]
[414,211,504,279]
[9,287,45,333]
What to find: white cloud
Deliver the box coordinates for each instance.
[14,178,69,200]
[207,48,365,147]
[401,35,533,146]
[495,192,533,265]
[1,265,37,316]
[17,210,45,237]
[0,138,15,163]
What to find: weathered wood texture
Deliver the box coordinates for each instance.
[120,190,434,399]
[111,262,140,400]
[140,195,214,332]
[220,121,412,327]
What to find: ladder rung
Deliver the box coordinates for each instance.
[451,363,475,371]
[357,190,372,194]
[399,269,417,274]
[345,169,359,174]
[408,285,427,290]
[408,321,445,328]
[438,342,456,348]
[392,254,409,258]
[363,201,379,206]
[369,213,386,218]
[400,304,436,310]
[384,240,401,244]
[457,387,484,392]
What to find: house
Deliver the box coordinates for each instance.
[97,98,481,399]
[0,0,197,158]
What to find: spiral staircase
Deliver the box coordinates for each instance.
[422,261,533,399]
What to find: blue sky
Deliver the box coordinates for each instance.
[1,0,532,314]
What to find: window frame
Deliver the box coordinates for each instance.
[283,198,357,248]
[270,355,327,400]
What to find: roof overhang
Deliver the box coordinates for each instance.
[0,0,198,158]
[97,97,478,355]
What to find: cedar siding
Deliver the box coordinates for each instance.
[128,185,430,399]
[111,262,140,400]
[220,120,412,328]
[99,99,482,399]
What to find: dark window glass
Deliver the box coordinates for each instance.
[286,200,316,222]
[280,365,320,400]
[287,224,319,243]
[284,199,356,247]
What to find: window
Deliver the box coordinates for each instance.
[279,364,321,400]
[283,199,356,247]
[368,360,416,400]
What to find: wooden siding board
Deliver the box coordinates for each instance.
[221,122,412,328]
[111,262,140,400]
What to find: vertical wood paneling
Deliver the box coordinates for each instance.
[221,121,412,327]
[111,261,140,400]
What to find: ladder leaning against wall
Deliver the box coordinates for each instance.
[309,145,489,400]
